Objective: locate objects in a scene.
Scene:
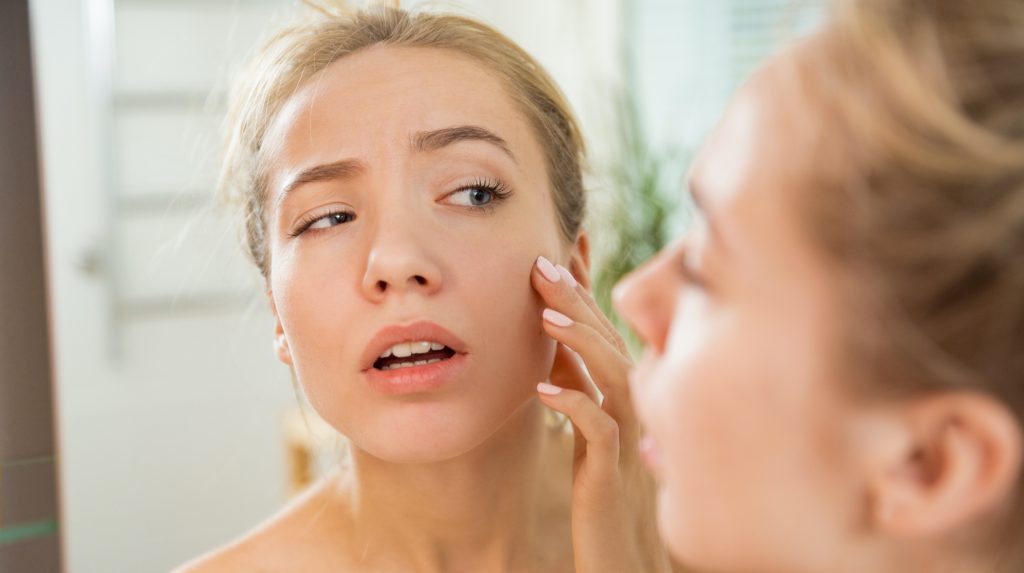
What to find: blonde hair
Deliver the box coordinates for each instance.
[220,4,586,280]
[799,0,1024,566]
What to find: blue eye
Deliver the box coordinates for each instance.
[449,187,494,206]
[291,210,355,237]
[308,211,354,230]
[444,179,512,209]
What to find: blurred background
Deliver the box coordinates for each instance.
[1,0,824,570]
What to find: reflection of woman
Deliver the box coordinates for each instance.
[179,5,670,572]
[617,0,1024,571]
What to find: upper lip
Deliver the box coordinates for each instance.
[360,320,468,371]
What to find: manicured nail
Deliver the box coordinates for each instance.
[556,265,578,288]
[536,256,561,283]
[543,308,573,327]
[537,382,563,395]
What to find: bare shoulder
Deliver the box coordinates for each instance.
[171,475,349,573]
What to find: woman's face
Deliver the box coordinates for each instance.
[614,60,868,571]
[262,46,571,463]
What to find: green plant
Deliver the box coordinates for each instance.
[590,85,684,356]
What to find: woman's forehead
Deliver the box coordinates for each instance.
[273,48,523,143]
[687,53,843,271]
[699,50,840,199]
[261,45,547,181]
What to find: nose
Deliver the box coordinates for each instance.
[612,243,682,354]
[360,222,442,302]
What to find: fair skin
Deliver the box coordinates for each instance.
[178,45,668,572]
[613,48,1023,573]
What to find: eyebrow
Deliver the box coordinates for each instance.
[412,125,515,162]
[278,158,366,204]
[276,125,515,207]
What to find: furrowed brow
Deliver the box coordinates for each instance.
[412,125,515,162]
[277,159,365,206]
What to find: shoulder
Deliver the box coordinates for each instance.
[171,540,262,573]
[172,474,350,573]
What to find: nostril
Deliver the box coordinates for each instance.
[376,280,388,292]
[414,275,427,286]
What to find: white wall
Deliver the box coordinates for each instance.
[31,1,300,571]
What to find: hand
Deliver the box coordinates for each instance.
[531,256,672,573]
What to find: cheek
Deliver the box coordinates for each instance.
[272,246,358,347]
[456,232,557,386]
[650,295,828,476]
[268,243,367,421]
[644,297,858,569]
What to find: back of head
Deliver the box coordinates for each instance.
[798,0,1024,566]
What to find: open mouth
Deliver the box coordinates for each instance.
[372,340,457,371]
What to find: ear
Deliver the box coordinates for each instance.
[861,392,1022,538]
[267,289,293,366]
[567,230,592,290]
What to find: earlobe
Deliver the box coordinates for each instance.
[866,394,1022,538]
[569,231,592,290]
[274,331,293,365]
[267,289,293,366]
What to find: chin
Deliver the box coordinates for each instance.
[344,387,539,464]
[657,489,752,573]
[658,488,697,567]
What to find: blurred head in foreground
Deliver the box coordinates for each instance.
[615,1,1024,571]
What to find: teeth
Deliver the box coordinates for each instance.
[411,341,431,354]
[379,340,448,360]
[382,357,443,371]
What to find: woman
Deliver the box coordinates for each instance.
[179,4,669,572]
[615,0,1024,571]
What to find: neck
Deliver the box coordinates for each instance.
[338,398,572,573]
[836,533,993,573]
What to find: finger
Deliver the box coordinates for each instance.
[557,252,630,356]
[543,308,630,394]
[549,343,601,404]
[571,275,630,356]
[536,383,620,473]
[532,256,620,352]
[542,308,637,426]
[553,260,627,354]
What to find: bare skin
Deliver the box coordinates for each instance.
[179,426,575,572]
[178,45,671,572]
[614,45,1022,573]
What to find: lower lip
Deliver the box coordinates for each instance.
[363,353,469,395]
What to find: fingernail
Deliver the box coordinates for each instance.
[536,256,561,283]
[556,265,578,288]
[543,308,573,327]
[537,382,562,395]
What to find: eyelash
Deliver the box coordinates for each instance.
[679,263,705,286]
[445,177,513,212]
[677,252,708,289]
[288,178,513,237]
[289,210,355,238]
